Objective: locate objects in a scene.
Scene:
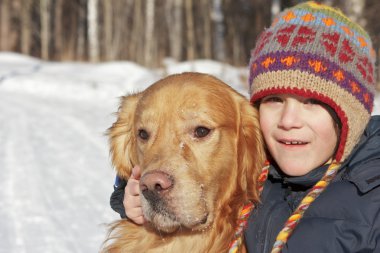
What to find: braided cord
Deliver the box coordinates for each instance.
[228,162,270,253]
[271,161,341,253]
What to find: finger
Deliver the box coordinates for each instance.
[125,207,145,224]
[126,179,140,196]
[125,206,143,218]
[131,215,145,225]
[131,165,141,180]
[124,195,142,209]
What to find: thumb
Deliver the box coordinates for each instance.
[131,165,141,180]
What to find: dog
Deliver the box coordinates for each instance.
[102,72,265,252]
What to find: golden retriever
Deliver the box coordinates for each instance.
[102,72,265,252]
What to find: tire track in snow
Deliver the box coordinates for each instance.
[0,97,29,253]
[0,92,87,252]
[0,91,118,253]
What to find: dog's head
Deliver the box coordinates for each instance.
[108,72,265,233]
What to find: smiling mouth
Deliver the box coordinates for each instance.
[279,140,308,145]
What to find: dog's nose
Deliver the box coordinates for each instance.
[140,171,173,194]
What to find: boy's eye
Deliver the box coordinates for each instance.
[261,96,283,103]
[304,98,321,105]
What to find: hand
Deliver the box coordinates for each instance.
[124,166,145,224]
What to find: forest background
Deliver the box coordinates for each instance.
[0,0,379,85]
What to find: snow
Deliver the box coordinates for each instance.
[0,52,379,253]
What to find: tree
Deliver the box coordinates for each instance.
[40,0,51,60]
[1,0,10,50]
[130,0,144,64]
[144,0,155,67]
[54,0,64,60]
[201,0,212,59]
[165,0,183,61]
[102,0,112,60]
[212,0,225,62]
[21,0,32,55]
[185,0,195,60]
[87,0,99,62]
[76,0,87,60]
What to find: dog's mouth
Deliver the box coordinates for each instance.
[141,194,210,233]
[146,208,210,234]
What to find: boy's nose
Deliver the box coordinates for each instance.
[278,102,303,130]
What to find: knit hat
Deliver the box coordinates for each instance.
[249,1,376,162]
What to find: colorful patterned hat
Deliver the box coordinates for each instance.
[249,1,376,162]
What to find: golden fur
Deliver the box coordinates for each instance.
[102,72,265,252]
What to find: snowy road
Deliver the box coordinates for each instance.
[0,90,118,253]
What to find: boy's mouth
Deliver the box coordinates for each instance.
[278,139,308,145]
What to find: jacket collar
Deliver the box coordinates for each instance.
[270,164,329,188]
[340,115,380,193]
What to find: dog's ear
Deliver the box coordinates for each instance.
[237,98,266,202]
[107,93,142,179]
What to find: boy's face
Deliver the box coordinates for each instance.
[259,94,338,176]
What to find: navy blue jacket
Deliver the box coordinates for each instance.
[245,116,380,252]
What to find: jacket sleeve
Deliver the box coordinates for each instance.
[110,176,128,219]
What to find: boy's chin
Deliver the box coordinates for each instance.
[275,159,316,177]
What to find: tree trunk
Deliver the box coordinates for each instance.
[87,0,99,62]
[202,0,212,59]
[378,49,380,90]
[54,0,63,60]
[76,0,86,60]
[144,0,155,67]
[40,0,51,60]
[21,0,31,55]
[165,0,183,61]
[185,0,195,60]
[211,0,225,62]
[271,0,281,20]
[0,0,9,50]
[131,0,144,64]
[102,0,112,60]
[114,0,134,60]
[346,0,365,27]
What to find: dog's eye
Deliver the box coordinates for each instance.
[138,129,150,140]
[194,126,210,138]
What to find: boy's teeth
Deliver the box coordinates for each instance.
[284,141,305,145]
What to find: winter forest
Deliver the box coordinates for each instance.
[0,0,379,73]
